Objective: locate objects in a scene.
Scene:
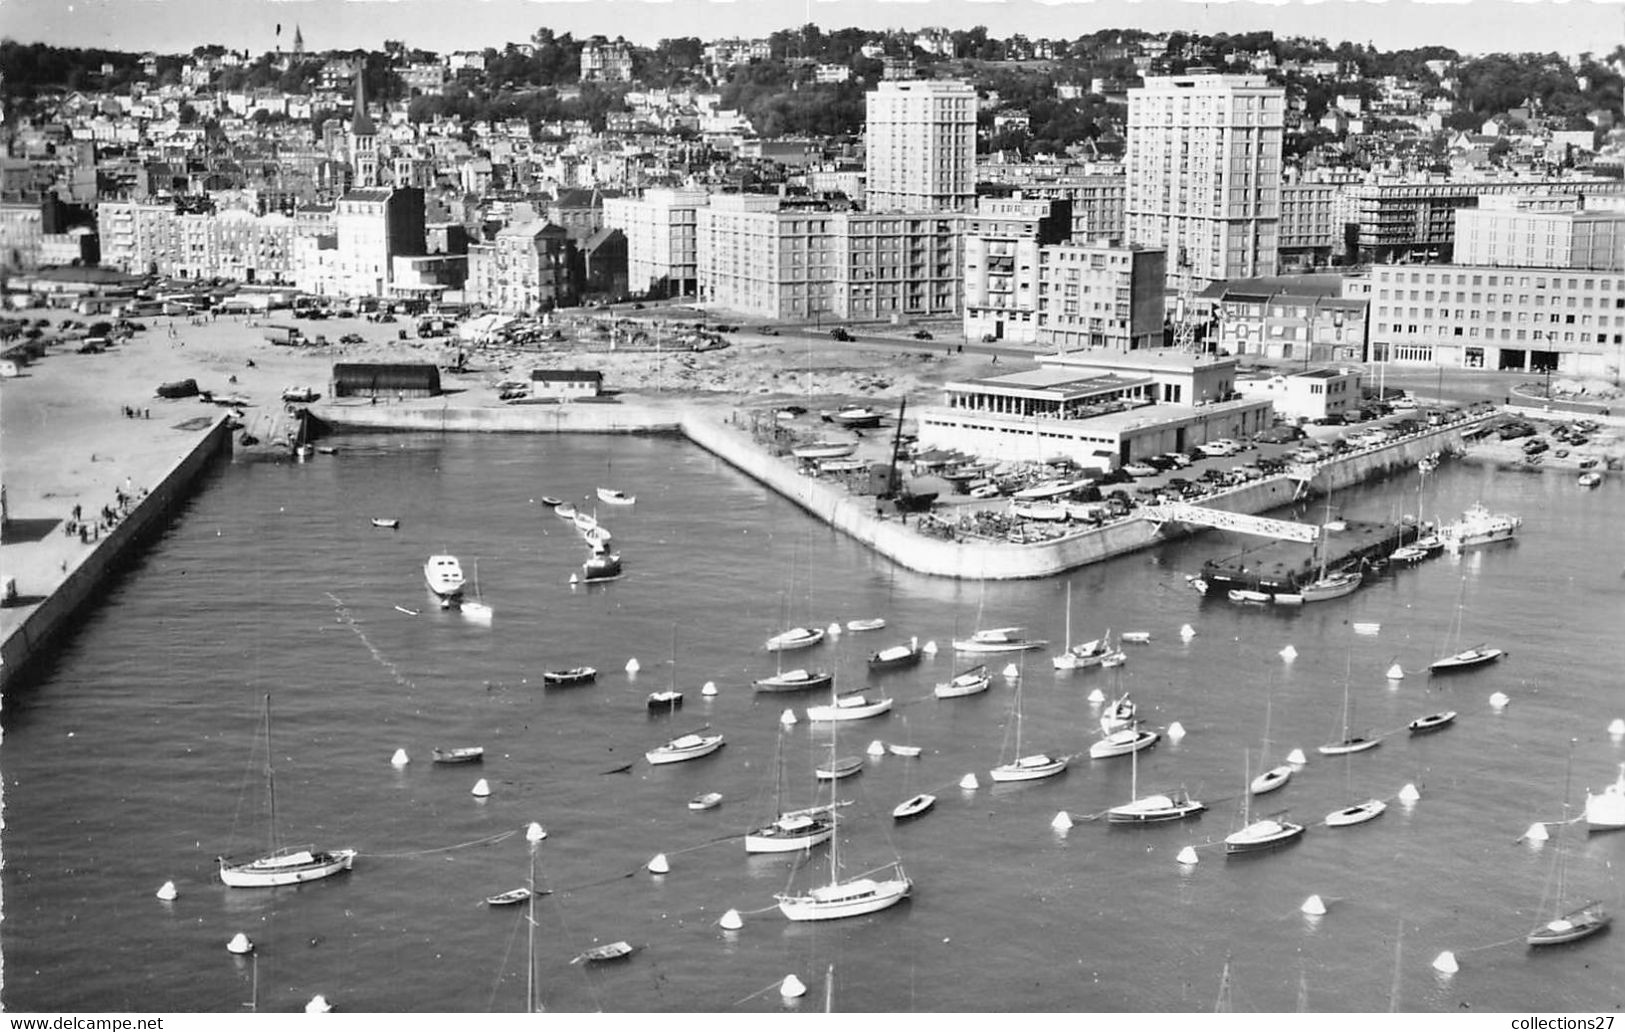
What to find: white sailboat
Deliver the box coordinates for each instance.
[1585,764,1625,833]
[1429,577,1504,673]
[1225,750,1306,856]
[775,723,911,921]
[1527,749,1611,946]
[1318,652,1379,756]
[745,723,837,854]
[1250,691,1293,795]
[219,694,356,888]
[1106,724,1205,823]
[1323,661,1387,828]
[460,558,493,622]
[989,666,1068,782]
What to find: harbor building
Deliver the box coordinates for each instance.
[1125,74,1285,287]
[865,80,977,214]
[1235,367,1363,423]
[917,348,1271,469]
[1368,262,1625,375]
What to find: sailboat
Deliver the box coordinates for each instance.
[1052,581,1122,671]
[1527,749,1611,947]
[219,694,357,888]
[523,822,544,1012]
[1225,750,1306,856]
[1429,577,1504,672]
[460,558,493,622]
[775,719,911,921]
[1250,691,1293,795]
[1299,499,1363,602]
[1106,722,1205,823]
[1318,651,1380,755]
[1585,764,1625,833]
[989,666,1068,781]
[745,723,837,853]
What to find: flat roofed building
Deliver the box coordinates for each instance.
[1235,367,1362,422]
[1350,178,1625,264]
[865,79,977,214]
[962,197,1071,344]
[530,368,602,399]
[603,187,709,298]
[1454,194,1625,271]
[1034,240,1166,352]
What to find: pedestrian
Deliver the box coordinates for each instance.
[73,503,81,521]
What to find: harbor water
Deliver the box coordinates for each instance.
[2,432,1622,1012]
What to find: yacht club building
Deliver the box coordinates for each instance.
[918,348,1272,469]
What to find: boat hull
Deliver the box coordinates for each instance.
[645,735,724,765]
[1429,648,1504,673]
[542,668,597,687]
[934,671,991,698]
[806,698,893,721]
[1318,737,1381,756]
[776,874,911,921]
[1224,820,1305,855]
[1527,904,1611,946]
[1089,729,1159,759]
[1407,711,1457,734]
[1325,800,1387,827]
[744,815,836,854]
[1250,765,1293,795]
[892,794,936,820]
[989,755,1069,782]
[753,671,833,693]
[1107,796,1206,824]
[219,849,357,888]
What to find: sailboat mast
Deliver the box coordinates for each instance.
[526,843,537,1013]
[261,694,279,855]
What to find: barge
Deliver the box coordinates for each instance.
[1193,518,1421,602]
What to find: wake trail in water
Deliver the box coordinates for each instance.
[327,592,416,690]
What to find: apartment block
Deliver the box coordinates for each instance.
[1368,262,1625,377]
[1350,178,1625,264]
[465,221,576,314]
[865,80,977,213]
[962,197,1071,344]
[1278,181,1339,269]
[331,186,426,298]
[1033,241,1167,353]
[603,187,708,297]
[1125,74,1284,286]
[1454,194,1625,271]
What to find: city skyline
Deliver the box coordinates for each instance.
[4,0,1625,59]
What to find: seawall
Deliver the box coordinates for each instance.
[0,414,234,692]
[312,398,686,434]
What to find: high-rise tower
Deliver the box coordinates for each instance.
[864,79,976,213]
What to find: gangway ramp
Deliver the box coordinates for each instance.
[1137,503,1320,543]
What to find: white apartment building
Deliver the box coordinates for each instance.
[1235,367,1363,422]
[603,187,709,297]
[1034,241,1168,353]
[1368,263,1625,377]
[97,202,302,283]
[329,187,425,298]
[864,80,976,214]
[465,221,573,314]
[1278,181,1339,268]
[1454,194,1625,271]
[962,198,1071,344]
[695,195,961,321]
[1125,75,1284,286]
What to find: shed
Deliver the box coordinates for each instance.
[330,362,442,399]
[530,369,602,400]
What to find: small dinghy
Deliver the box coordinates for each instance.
[845,618,886,632]
[892,793,936,821]
[887,743,923,758]
[815,756,864,780]
[571,941,637,965]
[688,792,724,811]
[432,747,485,764]
[542,667,597,687]
[1408,711,1457,734]
[485,888,533,906]
[371,517,399,529]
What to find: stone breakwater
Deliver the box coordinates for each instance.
[314,399,1486,581]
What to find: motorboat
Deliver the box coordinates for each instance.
[581,552,623,583]
[753,668,833,693]
[887,743,923,758]
[1429,645,1504,673]
[1324,799,1387,827]
[1407,711,1457,734]
[1120,632,1151,644]
[1089,727,1159,759]
[1437,502,1521,553]
[1054,634,1121,670]
[1228,589,1272,605]
[572,941,637,964]
[892,793,936,820]
[423,554,466,597]
[952,627,1047,653]
[1585,765,1625,832]
[431,747,485,764]
[934,664,991,698]
[765,626,826,652]
[542,667,597,687]
[644,730,724,765]
[745,806,837,854]
[868,637,922,671]
[596,487,635,505]
[806,693,894,722]
[646,690,684,712]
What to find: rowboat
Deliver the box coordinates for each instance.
[540,496,563,507]
[892,793,936,821]
[845,618,886,632]
[887,743,923,758]
[815,756,864,780]
[688,792,723,811]
[1120,632,1151,644]
[596,487,636,505]
[431,747,485,764]
[571,941,637,964]
[370,517,399,529]
[542,667,597,687]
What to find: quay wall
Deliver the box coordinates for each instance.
[312,400,685,435]
[0,415,233,691]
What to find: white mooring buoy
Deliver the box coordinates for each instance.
[1168,721,1186,742]
[526,821,547,844]
[1490,692,1510,710]
[1432,951,1459,974]
[1286,748,1307,765]
[155,880,177,901]
[1087,688,1106,704]
[1524,822,1549,842]
[827,622,841,636]
[471,778,491,798]
[625,658,640,674]
[1386,663,1405,680]
[719,909,743,931]
[780,974,806,999]
[959,773,979,790]
[922,640,938,655]
[1398,783,1421,803]
[1176,846,1200,865]
[1179,624,1196,641]
[226,932,254,955]
[866,740,886,757]
[305,995,333,1013]
[1608,718,1624,736]
[701,681,718,697]
[1300,895,1327,916]
[1002,663,1019,678]
[647,853,670,874]
[390,748,409,766]
[780,708,798,726]
[1279,644,1298,661]
[1051,811,1074,830]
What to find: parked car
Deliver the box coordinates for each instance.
[1161,451,1194,468]
[1198,439,1240,457]
[830,327,853,342]
[1523,438,1549,455]
[1143,455,1178,472]
[912,329,934,340]
[1122,462,1159,478]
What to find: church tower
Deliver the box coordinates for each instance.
[349,74,377,189]
[292,26,304,58]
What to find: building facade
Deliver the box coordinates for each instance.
[1212,280,1369,364]
[865,80,977,214]
[962,197,1071,344]
[331,186,426,298]
[465,221,576,314]
[1125,74,1284,287]
[1453,194,1625,271]
[602,187,708,297]
[1349,178,1625,264]
[1278,181,1339,270]
[1235,367,1363,422]
[1033,240,1167,353]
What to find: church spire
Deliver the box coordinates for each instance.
[292,25,304,57]
[349,73,378,189]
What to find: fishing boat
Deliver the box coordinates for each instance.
[431,747,485,764]
[581,552,622,583]
[644,729,724,765]
[1407,711,1457,734]
[1099,692,1136,734]
[218,695,357,888]
[1584,764,1625,833]
[1577,471,1603,489]
[775,735,912,922]
[1106,726,1205,824]
[791,440,857,460]
[1437,501,1521,553]
[745,723,838,854]
[688,792,723,811]
[806,692,893,722]
[868,637,922,671]
[934,664,991,699]
[845,618,886,632]
[1089,726,1159,760]
[816,756,865,780]
[953,626,1047,653]
[541,667,597,687]
[1527,752,1611,946]
[423,554,466,598]
[1224,751,1306,856]
[484,888,533,906]
[753,668,833,693]
[646,690,684,712]
[988,671,1068,782]
[571,941,637,964]
[370,517,399,529]
[765,626,826,652]
[596,487,635,505]
[892,793,936,821]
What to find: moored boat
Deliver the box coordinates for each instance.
[581,552,623,582]
[765,626,826,652]
[1099,692,1136,734]
[753,668,833,693]
[554,502,577,519]
[371,517,400,529]
[542,666,597,687]
[1407,710,1457,734]
[1299,569,1362,602]
[806,692,894,722]
[688,792,723,811]
[868,637,922,671]
[646,689,684,712]
[1089,726,1159,759]
[596,487,635,505]
[953,626,1047,653]
[431,746,485,764]
[484,888,534,906]
[887,743,922,758]
[1437,501,1522,553]
[571,941,637,964]
[423,554,466,597]
[1107,789,1206,823]
[1228,588,1272,605]
[934,664,991,698]
[1585,765,1625,832]
[1428,645,1503,673]
[1324,799,1387,827]
[845,618,886,632]
[1250,764,1293,795]
[815,756,864,780]
[892,793,936,820]
[1577,471,1603,489]
[644,729,724,765]
[1225,752,1304,856]
[989,753,1069,782]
